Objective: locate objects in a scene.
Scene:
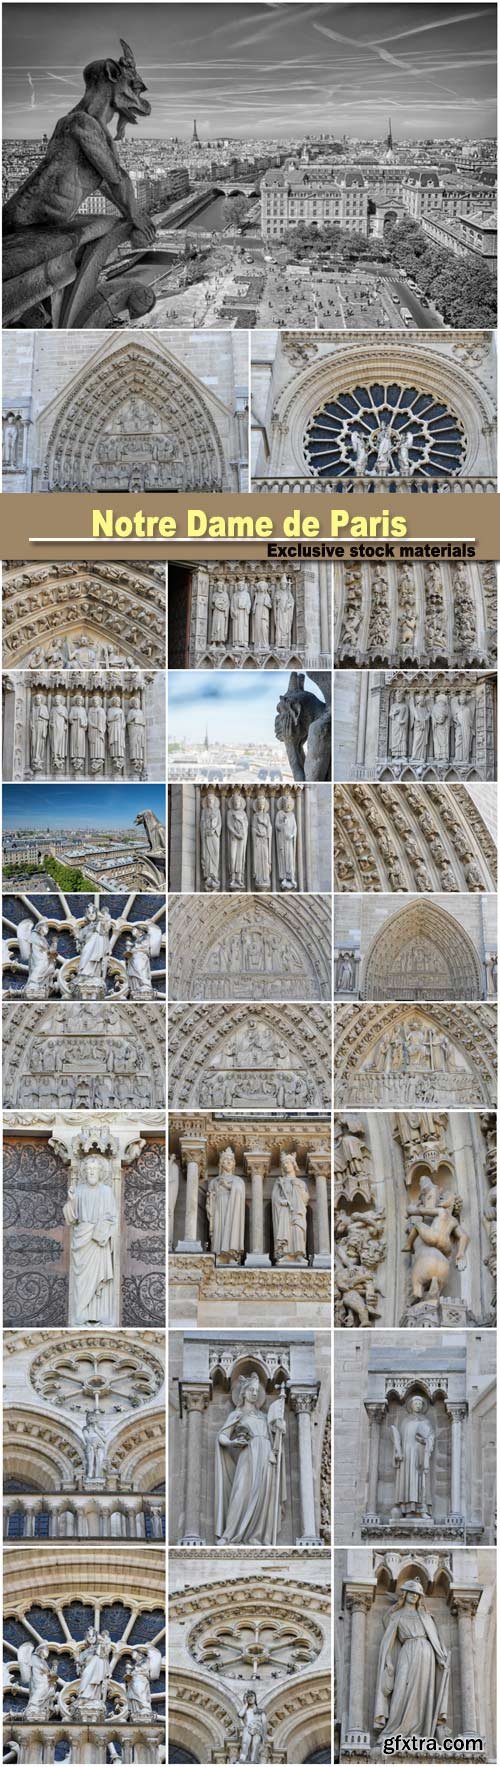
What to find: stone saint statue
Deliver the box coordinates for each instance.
[431,691,451,763]
[237,1690,268,1764]
[200,790,222,891]
[107,694,126,769]
[49,693,68,771]
[398,431,414,476]
[351,429,368,475]
[126,694,146,771]
[390,1395,435,1516]
[123,1646,162,1721]
[206,1146,246,1263]
[272,1151,308,1264]
[63,1153,118,1325]
[374,423,395,475]
[125,922,162,998]
[69,692,88,772]
[30,692,50,771]
[409,692,430,764]
[74,1628,113,1719]
[275,793,297,890]
[87,695,107,773]
[273,573,295,649]
[215,1373,286,1545]
[252,793,272,890]
[389,689,409,760]
[3,413,20,467]
[252,577,272,649]
[231,579,252,647]
[452,691,475,763]
[16,918,57,999]
[227,791,248,890]
[210,579,230,644]
[82,1408,108,1481]
[74,906,112,988]
[336,951,354,991]
[15,1644,58,1721]
[373,1578,450,1744]
[405,1175,469,1305]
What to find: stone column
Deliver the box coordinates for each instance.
[446,1402,467,1525]
[290,1389,321,1544]
[180,1385,210,1545]
[176,1135,207,1254]
[355,671,369,769]
[362,1404,386,1527]
[307,1151,331,1267]
[244,1149,271,1266]
[344,1588,373,1751]
[452,1589,482,1734]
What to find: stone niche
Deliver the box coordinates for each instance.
[2,559,166,670]
[169,1548,331,1765]
[334,670,497,782]
[2,669,166,782]
[334,895,497,1004]
[333,782,498,894]
[334,559,497,670]
[335,1548,496,1760]
[169,1113,331,1329]
[3,1114,166,1328]
[169,895,331,1002]
[2,1001,166,1109]
[3,891,165,1001]
[4,1327,165,1543]
[334,1111,496,1330]
[169,1332,330,1549]
[167,559,331,670]
[168,1004,332,1111]
[334,1003,497,1111]
[168,782,332,895]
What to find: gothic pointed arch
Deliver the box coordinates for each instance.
[2,561,165,669]
[335,1002,497,1109]
[168,894,331,1001]
[168,1002,331,1109]
[2,1001,165,1108]
[361,899,484,1001]
[334,782,497,892]
[40,337,228,492]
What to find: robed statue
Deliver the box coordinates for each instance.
[215,1373,286,1545]
[374,1578,450,1743]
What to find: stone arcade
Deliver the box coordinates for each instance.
[334,782,497,893]
[4,1329,165,1543]
[335,1549,496,1760]
[334,895,497,1002]
[168,1004,332,1110]
[168,783,331,894]
[167,561,331,671]
[334,1003,497,1110]
[169,1549,331,1764]
[3,893,165,1000]
[2,331,248,493]
[251,332,497,492]
[3,671,165,783]
[169,1114,330,1328]
[2,1001,166,1110]
[2,561,166,670]
[3,1543,165,1762]
[334,671,497,782]
[334,1110,496,1329]
[168,895,331,1002]
[3,1112,165,1328]
[334,1333,495,1546]
[334,560,497,670]
[169,1333,330,1549]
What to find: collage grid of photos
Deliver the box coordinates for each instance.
[1,2,499,1764]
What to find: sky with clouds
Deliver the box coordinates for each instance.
[167,670,326,744]
[3,783,166,830]
[3,2,497,140]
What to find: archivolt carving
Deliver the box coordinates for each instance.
[41,339,227,492]
[168,1004,331,1109]
[335,560,497,668]
[360,899,485,1002]
[168,895,331,1001]
[2,560,165,669]
[334,782,497,892]
[335,1003,497,1109]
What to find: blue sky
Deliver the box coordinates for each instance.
[3,3,496,139]
[168,670,324,745]
[3,783,166,830]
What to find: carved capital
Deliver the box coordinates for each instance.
[183,1384,210,1414]
[244,1148,271,1181]
[180,1135,208,1177]
[289,1387,318,1416]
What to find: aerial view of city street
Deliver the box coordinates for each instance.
[3,2,497,330]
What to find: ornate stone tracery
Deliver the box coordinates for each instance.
[168,894,331,1002]
[3,892,165,1001]
[335,1003,497,1109]
[168,1003,331,1110]
[334,782,497,892]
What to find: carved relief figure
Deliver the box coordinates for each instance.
[74,1628,113,1718]
[231,578,252,647]
[124,1647,162,1721]
[30,691,50,771]
[237,1690,268,1764]
[127,693,146,772]
[452,691,475,763]
[49,693,68,771]
[275,792,297,890]
[200,790,222,891]
[273,573,295,648]
[374,1579,450,1743]
[227,791,248,890]
[431,691,451,763]
[206,1146,246,1262]
[389,689,409,760]
[210,579,230,644]
[252,577,272,649]
[82,1408,108,1480]
[3,412,21,468]
[405,1175,469,1304]
[252,793,272,890]
[18,1644,58,1721]
[69,692,88,773]
[390,1396,434,1516]
[15,918,57,999]
[125,921,162,998]
[215,1373,286,1545]
[351,429,368,475]
[272,1151,308,1264]
[107,693,126,770]
[337,951,355,992]
[87,694,107,773]
[409,692,430,764]
[63,1153,118,1324]
[74,906,112,987]
[334,1212,384,1325]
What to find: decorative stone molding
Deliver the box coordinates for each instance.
[168,894,331,1001]
[335,1003,497,1109]
[2,1001,166,1109]
[334,560,497,669]
[168,1003,331,1109]
[334,782,497,893]
[2,559,166,670]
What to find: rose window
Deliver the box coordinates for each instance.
[3,1600,165,1717]
[30,1339,163,1416]
[188,1608,322,1681]
[303,382,466,482]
